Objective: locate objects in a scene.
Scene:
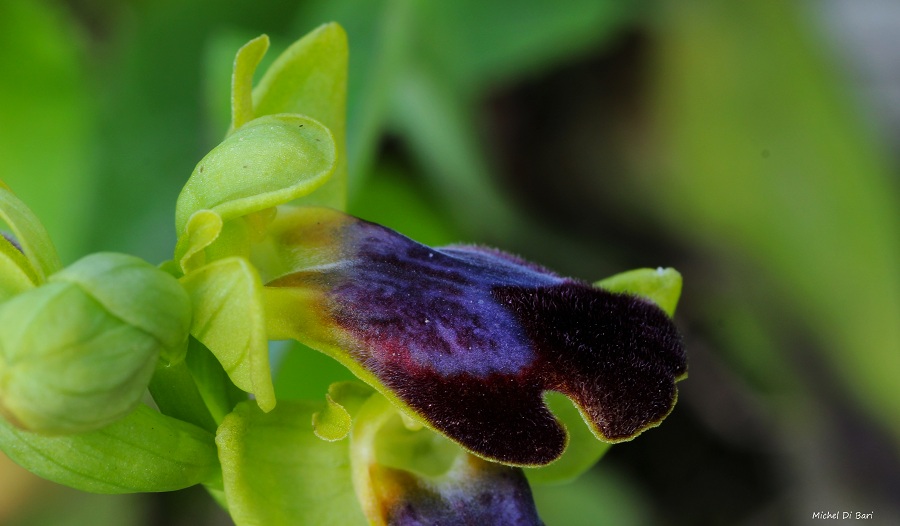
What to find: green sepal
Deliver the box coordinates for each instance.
[51,253,192,365]
[229,35,270,133]
[180,257,275,412]
[175,113,337,235]
[0,234,36,302]
[0,404,219,494]
[0,253,190,434]
[595,267,683,317]
[217,400,367,526]
[252,23,348,210]
[0,183,62,282]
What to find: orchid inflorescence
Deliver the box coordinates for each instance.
[0,24,686,525]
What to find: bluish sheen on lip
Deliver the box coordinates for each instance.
[326,219,563,378]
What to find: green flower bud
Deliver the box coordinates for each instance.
[0,253,191,434]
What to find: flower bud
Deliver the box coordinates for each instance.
[0,253,191,434]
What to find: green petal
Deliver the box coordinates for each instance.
[180,257,274,412]
[311,381,373,442]
[175,114,337,234]
[174,209,224,275]
[312,394,352,442]
[0,404,218,494]
[596,267,683,317]
[0,184,61,282]
[253,23,348,210]
[217,400,367,526]
[229,35,270,133]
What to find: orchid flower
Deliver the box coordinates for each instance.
[0,23,686,525]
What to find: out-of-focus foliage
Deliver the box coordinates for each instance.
[0,0,898,524]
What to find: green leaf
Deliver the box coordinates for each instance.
[532,468,653,526]
[217,400,367,526]
[0,0,96,263]
[229,35,270,133]
[651,0,900,441]
[180,257,274,412]
[253,23,348,210]
[0,404,218,494]
[387,66,517,238]
[418,0,638,91]
[0,185,62,282]
[595,267,683,317]
[175,114,337,235]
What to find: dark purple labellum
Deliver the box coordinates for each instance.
[373,456,544,526]
[268,207,686,465]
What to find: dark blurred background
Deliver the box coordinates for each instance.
[1,0,898,524]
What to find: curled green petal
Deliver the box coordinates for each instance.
[312,394,352,442]
[0,253,190,434]
[180,257,274,412]
[0,405,218,494]
[0,184,61,282]
[217,400,367,526]
[310,382,373,442]
[174,209,224,275]
[596,267,683,317]
[230,35,270,133]
[175,114,337,234]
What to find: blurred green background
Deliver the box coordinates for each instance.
[1,0,898,524]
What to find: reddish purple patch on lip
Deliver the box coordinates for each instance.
[268,209,686,465]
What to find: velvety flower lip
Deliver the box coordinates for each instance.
[267,207,687,466]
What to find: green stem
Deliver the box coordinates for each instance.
[149,353,218,433]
